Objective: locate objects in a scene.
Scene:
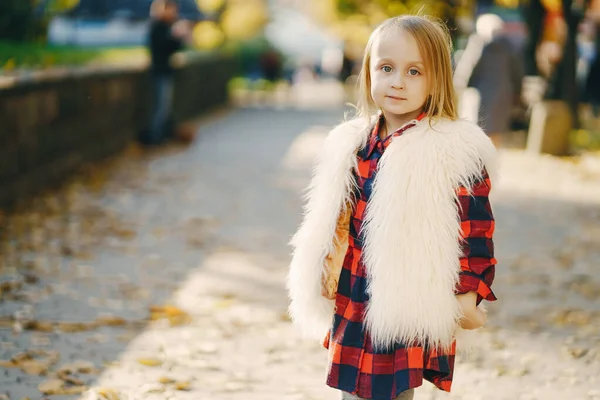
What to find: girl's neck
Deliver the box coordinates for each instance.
[380,109,424,139]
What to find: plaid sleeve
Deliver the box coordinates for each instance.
[455,169,497,304]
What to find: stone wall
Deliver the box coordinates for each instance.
[0,54,235,209]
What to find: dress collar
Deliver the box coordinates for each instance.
[364,112,427,158]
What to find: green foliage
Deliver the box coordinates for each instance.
[222,35,284,75]
[0,41,146,71]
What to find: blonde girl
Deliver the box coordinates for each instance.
[287,15,498,400]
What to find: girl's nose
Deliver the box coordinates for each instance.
[391,75,404,89]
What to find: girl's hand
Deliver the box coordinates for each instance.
[456,291,487,330]
[321,255,338,300]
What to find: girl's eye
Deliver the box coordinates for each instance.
[382,65,393,73]
[408,68,420,76]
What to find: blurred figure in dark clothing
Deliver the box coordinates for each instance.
[586,57,600,117]
[454,14,524,136]
[339,50,354,84]
[584,22,600,117]
[259,48,282,83]
[142,0,190,145]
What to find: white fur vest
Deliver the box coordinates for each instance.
[286,116,499,351]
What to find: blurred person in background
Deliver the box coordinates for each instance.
[584,21,600,118]
[259,47,283,83]
[454,13,524,142]
[338,46,356,84]
[141,0,191,146]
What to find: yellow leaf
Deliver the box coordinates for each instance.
[158,376,175,384]
[149,305,191,326]
[174,381,192,391]
[95,315,127,327]
[38,379,64,394]
[95,388,120,400]
[137,357,163,367]
[26,320,54,332]
[0,360,15,368]
[57,322,92,333]
[20,360,49,375]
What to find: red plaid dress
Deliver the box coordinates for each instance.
[324,114,497,400]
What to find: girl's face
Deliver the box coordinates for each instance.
[369,29,429,127]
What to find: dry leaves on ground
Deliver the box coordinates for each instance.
[38,378,87,395]
[0,349,60,375]
[149,305,191,326]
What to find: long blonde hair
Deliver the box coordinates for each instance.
[356,15,458,121]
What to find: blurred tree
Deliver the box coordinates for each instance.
[0,0,36,41]
[45,0,80,13]
[196,0,225,14]
[190,0,269,50]
[310,0,475,49]
[0,0,80,41]
[220,0,268,41]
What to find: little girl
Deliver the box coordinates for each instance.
[287,15,498,400]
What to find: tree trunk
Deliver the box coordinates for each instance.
[0,0,36,41]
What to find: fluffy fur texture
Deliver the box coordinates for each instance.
[287,116,498,352]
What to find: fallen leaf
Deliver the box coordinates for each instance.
[58,372,85,386]
[20,360,49,375]
[57,322,92,333]
[22,273,39,284]
[137,357,163,367]
[0,317,12,329]
[158,376,175,384]
[93,387,121,400]
[551,309,594,327]
[69,360,96,374]
[60,386,88,395]
[112,227,136,239]
[149,305,191,326]
[564,346,589,359]
[95,315,127,327]
[24,320,54,332]
[0,280,23,293]
[174,381,192,391]
[38,379,64,394]
[1,350,59,375]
